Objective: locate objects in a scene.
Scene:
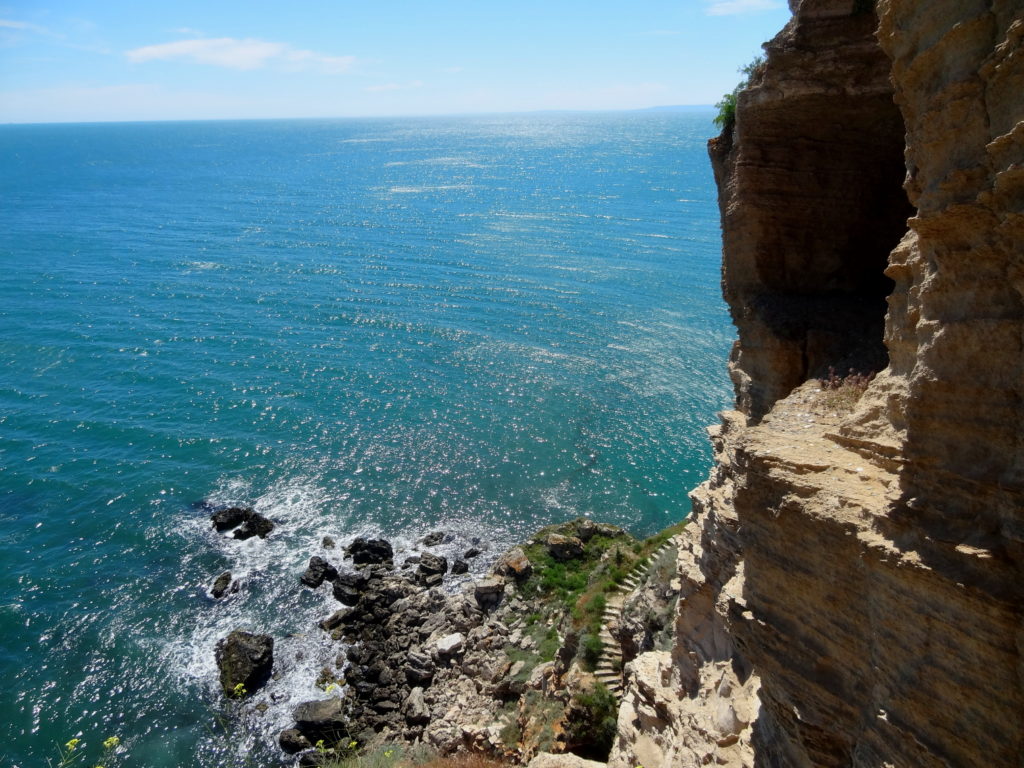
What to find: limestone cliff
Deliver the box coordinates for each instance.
[611,1,1024,766]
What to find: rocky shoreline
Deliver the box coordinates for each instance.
[205,506,684,767]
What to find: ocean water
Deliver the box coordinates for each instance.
[0,112,732,767]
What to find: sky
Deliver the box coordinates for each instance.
[0,0,792,123]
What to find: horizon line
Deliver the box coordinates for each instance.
[0,104,716,127]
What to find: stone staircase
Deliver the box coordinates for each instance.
[592,535,681,700]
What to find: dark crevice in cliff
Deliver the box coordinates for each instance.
[710,7,915,422]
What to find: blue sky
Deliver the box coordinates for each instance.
[0,0,791,123]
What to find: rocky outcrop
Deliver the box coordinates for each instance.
[709,0,913,421]
[615,1,1023,767]
[209,505,275,540]
[215,630,274,697]
[273,520,645,766]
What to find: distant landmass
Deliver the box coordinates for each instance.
[633,104,714,112]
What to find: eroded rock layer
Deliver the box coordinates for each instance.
[614,0,1024,766]
[710,0,913,421]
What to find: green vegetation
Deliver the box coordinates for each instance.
[580,633,603,671]
[566,683,619,760]
[714,55,767,131]
[49,734,124,768]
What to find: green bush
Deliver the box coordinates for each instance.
[580,633,603,671]
[714,55,766,131]
[566,683,619,760]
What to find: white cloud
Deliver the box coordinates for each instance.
[364,80,424,93]
[704,0,784,15]
[125,37,355,73]
[0,18,48,33]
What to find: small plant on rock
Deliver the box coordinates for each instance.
[818,367,875,411]
[714,55,766,131]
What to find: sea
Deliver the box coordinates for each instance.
[0,111,732,767]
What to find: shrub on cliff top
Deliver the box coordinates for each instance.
[714,55,766,131]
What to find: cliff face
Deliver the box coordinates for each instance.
[710,0,913,421]
[611,1,1024,766]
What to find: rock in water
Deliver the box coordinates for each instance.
[210,506,253,532]
[332,570,370,606]
[233,512,274,540]
[451,559,469,575]
[210,506,275,539]
[347,537,393,566]
[278,728,312,754]
[421,530,446,546]
[210,571,233,599]
[419,551,447,573]
[215,630,274,697]
[292,697,349,743]
[301,556,338,588]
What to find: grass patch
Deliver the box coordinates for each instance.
[566,683,619,761]
[508,517,687,672]
[580,633,603,672]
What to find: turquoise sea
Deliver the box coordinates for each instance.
[0,112,731,767]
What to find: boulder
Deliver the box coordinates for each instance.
[546,533,584,561]
[278,728,312,754]
[528,753,608,768]
[332,570,370,606]
[215,630,274,697]
[210,506,253,532]
[210,571,233,599]
[494,547,532,579]
[418,552,448,576]
[233,512,274,540]
[292,697,348,743]
[321,536,336,549]
[404,686,431,725]
[474,578,505,610]
[405,649,435,684]
[298,752,330,768]
[421,531,446,547]
[451,559,469,575]
[347,537,393,566]
[463,547,482,559]
[319,609,348,632]
[301,556,339,588]
[435,632,465,658]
